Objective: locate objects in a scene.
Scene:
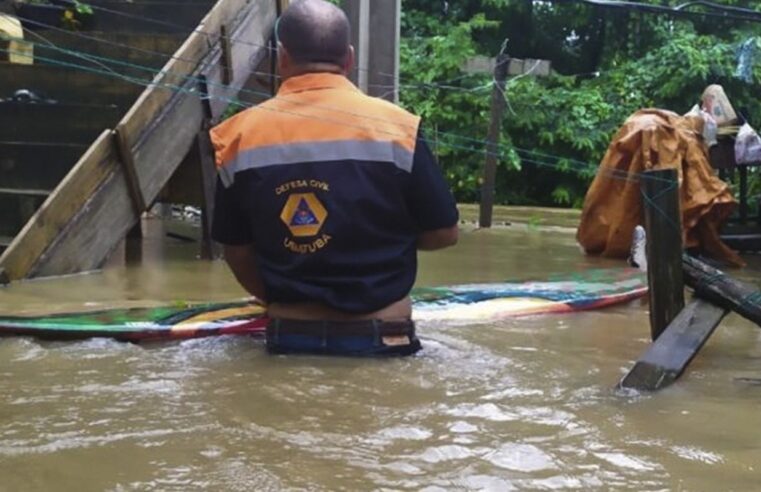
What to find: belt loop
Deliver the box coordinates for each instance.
[372,319,381,347]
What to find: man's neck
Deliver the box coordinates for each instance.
[280,63,346,82]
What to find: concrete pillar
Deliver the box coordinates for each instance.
[342,0,400,102]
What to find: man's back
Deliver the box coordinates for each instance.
[209,0,457,356]
[212,72,456,314]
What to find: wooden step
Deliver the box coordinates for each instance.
[0,63,142,107]
[0,188,51,197]
[14,0,217,34]
[27,32,188,75]
[0,141,87,189]
[0,193,46,238]
[0,102,122,144]
[720,233,761,252]
[0,237,10,260]
[86,0,217,33]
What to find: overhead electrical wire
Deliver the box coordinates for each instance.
[11,13,492,96]
[7,0,736,192]
[577,0,761,23]
[0,41,654,187]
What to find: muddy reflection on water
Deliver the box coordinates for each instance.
[1,223,760,491]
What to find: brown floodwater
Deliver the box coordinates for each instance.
[1,220,760,491]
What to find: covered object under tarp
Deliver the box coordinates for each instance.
[577,108,743,266]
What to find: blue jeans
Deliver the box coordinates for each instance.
[265,318,421,356]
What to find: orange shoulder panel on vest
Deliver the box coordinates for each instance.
[211,73,420,171]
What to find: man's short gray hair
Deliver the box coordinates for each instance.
[277,0,351,66]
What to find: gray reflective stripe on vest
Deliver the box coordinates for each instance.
[218,139,415,188]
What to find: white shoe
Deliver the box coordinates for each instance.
[628,225,648,272]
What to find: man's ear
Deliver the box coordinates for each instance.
[277,41,291,74]
[343,45,355,75]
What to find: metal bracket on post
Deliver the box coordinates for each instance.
[220,24,234,85]
[112,124,146,217]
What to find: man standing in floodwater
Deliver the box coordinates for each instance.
[210,0,459,356]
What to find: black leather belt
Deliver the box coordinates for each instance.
[266,318,415,337]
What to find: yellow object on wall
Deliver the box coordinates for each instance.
[0,14,33,65]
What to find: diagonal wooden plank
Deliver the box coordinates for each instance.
[619,297,728,391]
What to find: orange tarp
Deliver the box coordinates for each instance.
[577,109,743,266]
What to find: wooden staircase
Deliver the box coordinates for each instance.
[0,1,218,256]
[0,0,281,279]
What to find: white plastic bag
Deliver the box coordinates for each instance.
[685,104,718,146]
[701,109,718,147]
[735,123,761,164]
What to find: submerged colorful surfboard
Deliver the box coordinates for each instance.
[0,268,646,342]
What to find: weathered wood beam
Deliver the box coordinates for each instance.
[642,168,685,340]
[0,0,276,281]
[683,254,761,326]
[112,124,146,215]
[197,129,220,260]
[619,297,727,391]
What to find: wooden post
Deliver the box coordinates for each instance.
[641,168,684,340]
[125,222,144,264]
[739,165,748,224]
[197,75,220,260]
[197,130,220,259]
[478,50,509,228]
[220,24,234,85]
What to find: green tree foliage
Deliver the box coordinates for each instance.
[399,0,761,207]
